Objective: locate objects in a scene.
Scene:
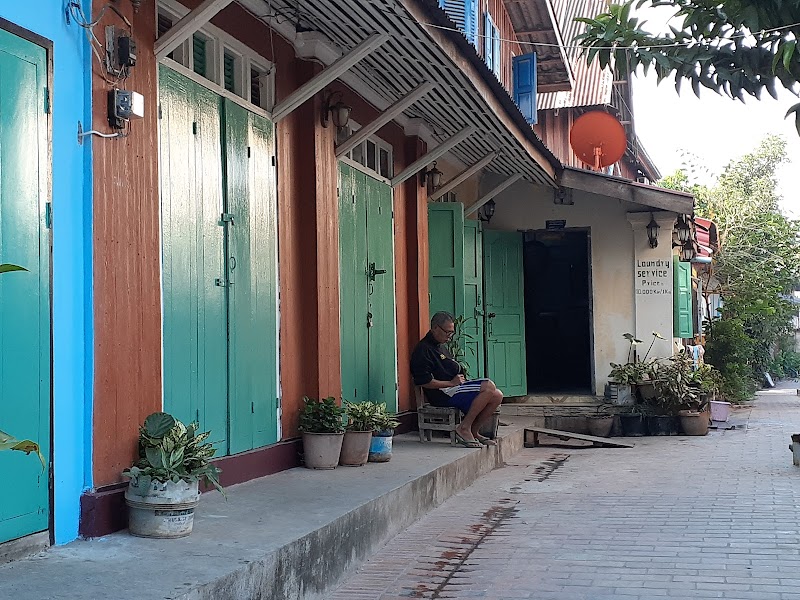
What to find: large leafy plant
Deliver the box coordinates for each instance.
[122,412,223,494]
[372,403,400,433]
[343,401,380,431]
[298,396,346,434]
[0,263,44,469]
[445,315,475,378]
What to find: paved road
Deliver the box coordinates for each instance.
[329,384,800,599]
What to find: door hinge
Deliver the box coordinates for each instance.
[45,202,52,229]
[247,146,251,158]
[272,155,277,167]
[44,88,50,114]
[221,212,235,224]
[276,397,281,410]
[352,192,356,204]
[196,409,200,422]
[158,103,163,119]
[251,401,255,414]
[396,382,399,391]
[192,121,198,135]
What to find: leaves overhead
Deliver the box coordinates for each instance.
[575,1,800,132]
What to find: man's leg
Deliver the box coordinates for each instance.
[455,380,502,442]
[471,386,503,442]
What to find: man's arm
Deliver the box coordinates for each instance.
[422,375,465,389]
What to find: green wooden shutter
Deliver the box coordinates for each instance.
[463,220,484,379]
[192,35,207,77]
[428,203,465,319]
[223,52,236,92]
[673,260,693,338]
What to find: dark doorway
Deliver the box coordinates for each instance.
[523,230,592,393]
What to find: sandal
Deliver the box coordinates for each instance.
[455,433,482,448]
[475,435,498,446]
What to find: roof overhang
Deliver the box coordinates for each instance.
[229,0,561,185]
[559,166,694,214]
[502,0,573,92]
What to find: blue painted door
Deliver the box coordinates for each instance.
[160,67,279,454]
[0,28,51,544]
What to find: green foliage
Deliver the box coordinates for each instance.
[704,318,757,402]
[445,315,474,378]
[575,1,800,134]
[122,412,224,495]
[298,396,346,434]
[372,403,400,432]
[608,332,659,383]
[688,363,724,394]
[343,401,380,431]
[652,353,699,414]
[767,348,800,378]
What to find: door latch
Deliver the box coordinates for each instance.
[368,262,387,281]
[367,311,374,328]
[215,278,233,287]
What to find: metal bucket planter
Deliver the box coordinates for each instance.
[340,430,373,466]
[678,410,709,436]
[620,414,646,436]
[302,432,344,469]
[646,415,680,436]
[587,416,614,437]
[607,383,634,406]
[125,478,200,539]
[368,429,394,462]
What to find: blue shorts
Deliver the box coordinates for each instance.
[447,379,487,413]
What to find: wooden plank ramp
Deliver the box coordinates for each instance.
[524,427,634,449]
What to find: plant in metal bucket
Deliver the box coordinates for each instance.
[372,403,400,433]
[123,412,224,495]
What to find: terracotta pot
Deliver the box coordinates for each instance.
[339,430,373,466]
[678,410,709,436]
[302,432,344,469]
[587,416,614,437]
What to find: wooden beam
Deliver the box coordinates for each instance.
[336,82,435,158]
[428,151,498,201]
[272,33,390,123]
[464,174,523,216]
[155,0,234,60]
[390,127,474,187]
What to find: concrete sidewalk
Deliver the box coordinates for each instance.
[0,421,526,600]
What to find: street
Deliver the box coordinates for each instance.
[330,384,800,599]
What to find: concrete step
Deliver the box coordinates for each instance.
[506,394,604,406]
[0,423,529,600]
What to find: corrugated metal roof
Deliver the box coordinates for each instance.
[502,0,572,91]
[537,0,612,110]
[238,0,561,185]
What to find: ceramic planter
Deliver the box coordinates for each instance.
[678,410,709,436]
[339,430,372,466]
[368,429,394,462]
[125,478,200,538]
[302,432,345,469]
[587,415,614,437]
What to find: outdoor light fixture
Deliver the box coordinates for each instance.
[675,215,692,244]
[478,199,496,224]
[646,213,660,248]
[322,91,352,129]
[680,241,696,262]
[421,161,443,191]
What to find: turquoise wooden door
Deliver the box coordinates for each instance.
[339,164,397,411]
[428,203,465,318]
[160,68,279,454]
[0,28,51,544]
[673,260,693,339]
[160,66,228,451]
[463,220,484,379]
[225,100,279,452]
[484,231,527,396]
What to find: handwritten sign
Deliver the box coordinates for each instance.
[635,259,671,296]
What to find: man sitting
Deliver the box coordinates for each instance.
[410,311,503,448]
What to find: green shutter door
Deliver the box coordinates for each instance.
[159,66,228,450]
[339,164,370,402]
[428,203,465,318]
[484,231,527,396]
[366,174,397,411]
[463,220,484,379]
[339,163,397,409]
[0,29,51,544]
[225,100,279,452]
[673,260,693,338]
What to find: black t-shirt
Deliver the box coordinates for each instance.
[410,331,462,406]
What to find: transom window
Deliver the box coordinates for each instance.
[336,123,394,180]
[157,0,274,112]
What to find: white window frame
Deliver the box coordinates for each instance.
[337,121,394,181]
[157,0,276,111]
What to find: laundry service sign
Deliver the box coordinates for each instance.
[635,259,671,296]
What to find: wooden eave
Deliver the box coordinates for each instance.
[234,0,561,185]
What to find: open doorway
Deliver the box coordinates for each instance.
[523,230,593,393]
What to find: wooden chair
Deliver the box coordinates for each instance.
[415,386,461,445]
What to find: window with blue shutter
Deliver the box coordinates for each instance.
[440,0,478,46]
[513,52,538,124]
[483,13,501,78]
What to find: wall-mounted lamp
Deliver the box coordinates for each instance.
[675,215,692,244]
[420,161,443,191]
[680,241,696,262]
[478,199,496,224]
[646,213,660,248]
[322,90,352,130]
[130,0,142,12]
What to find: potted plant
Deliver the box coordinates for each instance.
[619,402,648,436]
[122,412,223,538]
[650,353,698,435]
[340,401,379,466]
[587,405,614,438]
[299,396,346,469]
[369,403,400,463]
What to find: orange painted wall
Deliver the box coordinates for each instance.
[91,0,162,486]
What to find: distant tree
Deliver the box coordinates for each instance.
[575,1,800,133]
